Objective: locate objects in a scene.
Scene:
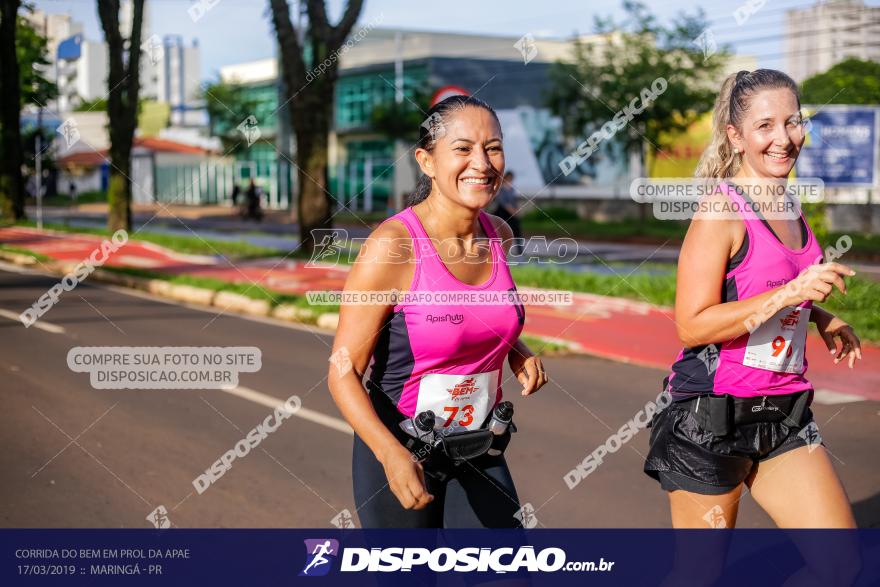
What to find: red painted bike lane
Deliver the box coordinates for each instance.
[3,226,876,400]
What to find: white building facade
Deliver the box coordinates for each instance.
[786,0,880,82]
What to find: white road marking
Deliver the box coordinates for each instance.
[0,308,66,334]
[812,389,867,405]
[223,385,353,435]
[98,281,332,336]
[0,261,332,336]
[6,264,870,418]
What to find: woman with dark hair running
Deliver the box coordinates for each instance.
[644,69,862,529]
[328,95,548,528]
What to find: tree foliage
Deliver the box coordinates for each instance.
[369,89,431,142]
[201,79,261,154]
[546,0,728,166]
[16,9,57,109]
[73,97,108,111]
[801,58,880,106]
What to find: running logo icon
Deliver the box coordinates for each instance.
[300,539,339,577]
[449,377,478,399]
[514,503,539,528]
[697,344,719,375]
[702,505,727,528]
[798,421,823,453]
[307,229,348,267]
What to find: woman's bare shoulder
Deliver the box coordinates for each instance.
[483,212,514,240]
[361,218,412,261]
[346,218,415,293]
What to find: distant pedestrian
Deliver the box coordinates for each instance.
[245,179,263,221]
[69,181,77,202]
[493,171,522,254]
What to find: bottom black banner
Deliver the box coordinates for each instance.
[3,529,879,586]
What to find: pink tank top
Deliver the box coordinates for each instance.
[367,208,524,429]
[668,182,824,398]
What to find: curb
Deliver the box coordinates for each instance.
[168,284,216,306]
[214,291,271,317]
[0,251,40,266]
[520,334,582,356]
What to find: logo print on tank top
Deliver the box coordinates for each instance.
[426,313,464,325]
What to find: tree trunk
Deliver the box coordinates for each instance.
[107,143,132,230]
[269,0,364,255]
[97,0,143,233]
[292,74,335,251]
[0,0,24,221]
[295,132,331,251]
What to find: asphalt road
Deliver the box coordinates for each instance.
[1,264,878,529]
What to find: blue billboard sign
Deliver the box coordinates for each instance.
[797,106,879,188]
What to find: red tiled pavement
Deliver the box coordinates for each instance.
[3,226,876,400]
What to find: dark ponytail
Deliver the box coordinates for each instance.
[408,175,433,207]
[406,94,502,207]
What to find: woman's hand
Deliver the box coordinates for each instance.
[815,313,862,369]
[379,443,434,510]
[784,262,855,306]
[508,342,548,396]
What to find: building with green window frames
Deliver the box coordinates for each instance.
[216,28,575,211]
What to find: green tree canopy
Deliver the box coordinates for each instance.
[546,0,728,167]
[800,58,880,106]
[370,89,431,142]
[201,79,261,154]
[16,8,57,109]
[73,97,108,111]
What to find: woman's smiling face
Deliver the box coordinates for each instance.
[416,105,505,210]
[728,88,806,179]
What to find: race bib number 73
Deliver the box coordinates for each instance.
[415,370,499,431]
[743,306,811,373]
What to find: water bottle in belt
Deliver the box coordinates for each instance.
[487,401,513,456]
[400,410,436,442]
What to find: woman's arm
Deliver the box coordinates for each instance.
[809,305,863,368]
[508,337,548,395]
[327,221,433,510]
[674,195,854,348]
[811,305,834,326]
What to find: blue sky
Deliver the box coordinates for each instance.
[31,0,880,81]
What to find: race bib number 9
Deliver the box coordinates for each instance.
[743,306,811,373]
[415,370,499,431]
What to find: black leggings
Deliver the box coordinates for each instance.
[352,433,523,528]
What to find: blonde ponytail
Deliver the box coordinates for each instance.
[695,72,740,179]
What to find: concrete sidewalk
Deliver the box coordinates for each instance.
[3,225,877,402]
